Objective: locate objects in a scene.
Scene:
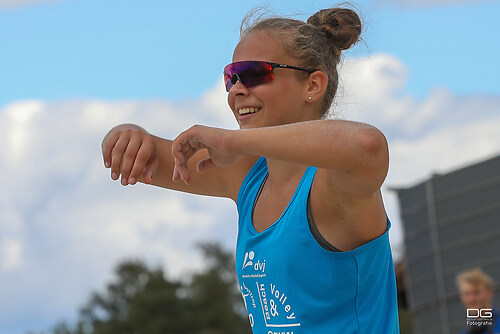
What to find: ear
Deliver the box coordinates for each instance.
[305,70,328,102]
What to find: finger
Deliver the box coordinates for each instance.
[176,160,191,184]
[128,138,154,185]
[173,136,198,163]
[197,158,217,173]
[172,158,181,182]
[141,148,159,184]
[110,136,131,181]
[177,138,193,162]
[142,156,158,184]
[172,125,199,154]
[120,138,142,186]
[102,131,120,168]
[187,136,206,151]
[173,142,197,180]
[172,137,187,161]
[184,167,191,184]
[172,166,180,183]
[171,143,184,168]
[173,165,189,185]
[172,156,190,185]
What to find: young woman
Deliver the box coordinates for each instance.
[102,7,400,333]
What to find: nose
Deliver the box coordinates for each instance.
[228,74,248,95]
[230,73,241,86]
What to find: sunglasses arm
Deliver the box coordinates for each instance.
[271,63,316,74]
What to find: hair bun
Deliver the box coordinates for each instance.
[307,8,362,51]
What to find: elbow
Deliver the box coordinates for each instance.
[359,127,386,153]
[358,127,389,179]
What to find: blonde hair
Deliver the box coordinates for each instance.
[456,267,494,291]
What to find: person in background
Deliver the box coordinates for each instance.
[457,267,500,334]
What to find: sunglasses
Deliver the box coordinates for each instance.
[223,60,317,92]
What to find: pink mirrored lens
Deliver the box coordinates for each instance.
[224,61,274,92]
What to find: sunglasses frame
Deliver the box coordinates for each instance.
[224,60,318,92]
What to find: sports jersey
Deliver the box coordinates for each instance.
[235,156,400,333]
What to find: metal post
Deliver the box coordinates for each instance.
[425,177,450,334]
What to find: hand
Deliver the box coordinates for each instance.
[102,125,158,186]
[171,125,238,185]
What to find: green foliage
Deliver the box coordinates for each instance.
[38,242,251,334]
[187,243,249,332]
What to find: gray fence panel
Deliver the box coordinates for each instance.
[393,154,500,334]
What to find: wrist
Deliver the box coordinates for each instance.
[227,128,252,157]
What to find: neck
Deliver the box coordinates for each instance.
[265,157,308,190]
[257,114,319,186]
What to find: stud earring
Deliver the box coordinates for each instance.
[308,96,312,100]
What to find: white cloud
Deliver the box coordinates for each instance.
[336,54,500,261]
[0,86,239,329]
[1,54,500,333]
[3,100,43,165]
[0,0,61,10]
[1,239,23,272]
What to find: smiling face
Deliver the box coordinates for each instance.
[227,31,315,129]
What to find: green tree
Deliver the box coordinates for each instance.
[187,242,251,333]
[37,242,251,334]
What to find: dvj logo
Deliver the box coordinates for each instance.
[242,250,266,272]
[243,251,255,269]
[467,309,493,318]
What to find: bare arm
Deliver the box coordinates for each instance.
[230,119,389,197]
[172,120,388,199]
[101,124,257,200]
[146,134,256,198]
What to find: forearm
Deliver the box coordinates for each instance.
[230,119,387,172]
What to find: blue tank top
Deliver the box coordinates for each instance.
[236,157,400,333]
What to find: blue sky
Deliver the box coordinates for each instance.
[1,1,500,334]
[0,0,498,108]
